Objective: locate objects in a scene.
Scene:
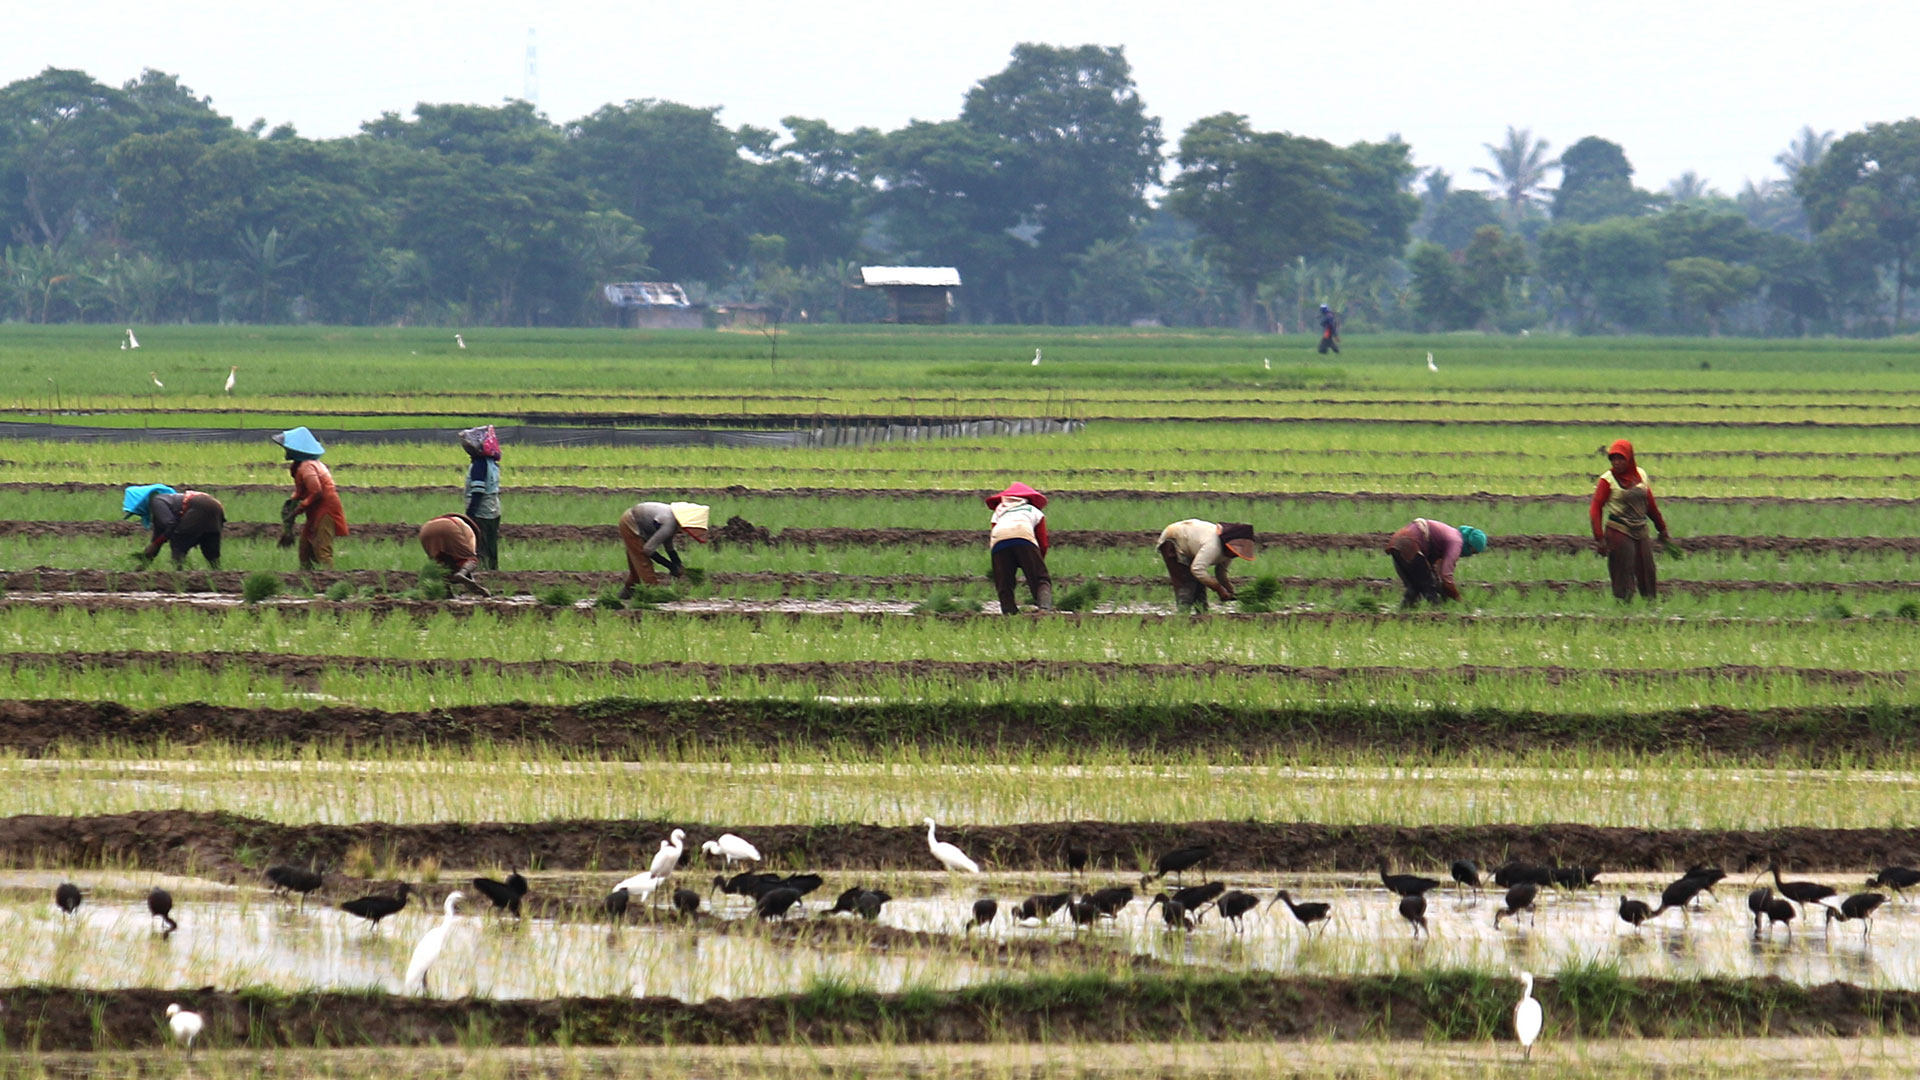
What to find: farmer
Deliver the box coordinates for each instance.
[985,482,1051,614]
[1591,439,1671,601]
[1156,519,1255,612]
[122,484,226,569]
[1316,304,1340,355]
[418,513,491,596]
[617,500,709,598]
[272,426,349,571]
[459,425,502,570]
[1384,518,1487,607]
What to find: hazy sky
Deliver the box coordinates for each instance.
[10,1,1913,198]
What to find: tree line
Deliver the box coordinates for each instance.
[2,51,1915,335]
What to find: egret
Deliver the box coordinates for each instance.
[965,898,998,932]
[224,366,237,394]
[1494,882,1538,928]
[1377,856,1442,898]
[1617,896,1652,929]
[165,1003,203,1054]
[613,871,662,908]
[1747,886,1773,935]
[455,334,466,349]
[127,328,141,349]
[1142,843,1212,885]
[1450,859,1482,895]
[148,372,164,390]
[1145,892,1196,931]
[1825,892,1888,939]
[671,888,702,918]
[405,890,463,994]
[1513,972,1542,1061]
[649,829,688,881]
[265,865,325,909]
[1263,357,1271,370]
[1031,348,1041,366]
[1868,866,1920,898]
[701,834,761,867]
[1398,894,1428,937]
[471,870,528,919]
[54,882,82,919]
[1212,890,1261,932]
[1426,352,1437,372]
[148,888,177,937]
[1085,885,1134,918]
[340,883,412,931]
[923,818,979,873]
[1764,861,1836,918]
[1267,889,1331,934]
[754,887,804,920]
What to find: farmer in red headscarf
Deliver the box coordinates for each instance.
[985,482,1051,614]
[1590,439,1671,601]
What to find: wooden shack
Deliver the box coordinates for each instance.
[602,282,707,329]
[858,266,960,324]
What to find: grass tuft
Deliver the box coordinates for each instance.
[240,572,280,605]
[1054,581,1102,612]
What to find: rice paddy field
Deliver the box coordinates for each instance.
[2,323,1920,1076]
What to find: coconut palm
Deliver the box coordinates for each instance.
[1665,171,1719,204]
[1474,127,1558,215]
[1775,126,1834,181]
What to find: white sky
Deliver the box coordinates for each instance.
[9,1,1913,198]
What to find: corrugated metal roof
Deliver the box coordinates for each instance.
[860,266,961,287]
[602,282,691,307]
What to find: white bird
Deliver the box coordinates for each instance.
[148,372,164,390]
[1031,348,1041,366]
[1263,357,1271,370]
[648,828,687,881]
[701,834,761,867]
[923,817,979,874]
[611,871,661,906]
[165,1003,203,1053]
[1514,971,1543,1060]
[126,328,140,349]
[1426,352,1438,373]
[455,333,466,349]
[404,890,463,995]
[223,366,237,394]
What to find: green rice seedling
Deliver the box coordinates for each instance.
[593,590,626,611]
[1234,576,1284,614]
[538,584,576,607]
[415,564,451,602]
[1054,581,1102,612]
[912,592,969,615]
[241,571,280,604]
[324,580,355,601]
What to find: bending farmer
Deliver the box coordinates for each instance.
[1384,518,1487,607]
[459,425,502,570]
[123,484,226,569]
[1591,438,1670,601]
[1157,519,1255,612]
[272,427,349,571]
[617,501,709,597]
[418,513,492,597]
[985,482,1052,615]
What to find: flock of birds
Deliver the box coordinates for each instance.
[121,330,472,396]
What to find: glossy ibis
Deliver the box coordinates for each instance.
[166,1004,203,1054]
[671,888,702,918]
[1493,862,1552,888]
[1747,887,1772,935]
[1760,896,1796,939]
[471,870,528,919]
[147,888,177,937]
[965,898,998,932]
[265,865,325,908]
[828,886,891,920]
[1213,890,1261,932]
[54,882,81,919]
[1143,844,1212,885]
[1268,889,1331,934]
[1086,885,1134,917]
[1450,859,1482,895]
[924,818,980,873]
[700,834,761,867]
[776,873,826,897]
[1494,882,1538,928]
[1549,866,1599,889]
[1066,896,1102,928]
[405,891,463,994]
[1649,874,1711,924]
[1765,862,1836,917]
[712,871,780,899]
[1866,866,1920,898]
[1824,892,1887,939]
[341,882,413,931]
[1617,896,1652,929]
[1064,842,1089,874]
[1170,881,1226,912]
[1513,972,1542,1061]
[1146,892,1197,931]
[754,887,804,920]
[1377,857,1442,898]
[605,887,630,920]
[1399,893,1428,937]
[1014,891,1073,925]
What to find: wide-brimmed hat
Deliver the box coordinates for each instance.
[669,502,710,531]
[985,482,1047,510]
[1218,522,1256,560]
[271,427,326,456]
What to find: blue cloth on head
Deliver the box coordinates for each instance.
[272,426,326,456]
[121,484,176,529]
[1458,526,1489,555]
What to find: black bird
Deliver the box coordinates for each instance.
[265,865,325,908]
[1398,893,1428,937]
[340,883,413,931]
[1760,896,1796,939]
[605,887,631,921]
[1866,866,1920,898]
[1747,887,1773,935]
[147,888,177,937]
[672,888,702,918]
[1683,864,1727,896]
[712,872,782,899]
[1145,892,1197,931]
[827,886,891,920]
[1494,882,1538,928]
[1377,857,1442,898]
[1450,859,1482,894]
[1085,885,1134,917]
[471,870,529,919]
[965,898,998,932]
[54,882,82,918]
[1170,881,1226,912]
[1066,896,1102,928]
[1766,862,1837,917]
[1650,874,1712,924]
[1143,844,1212,885]
[754,887,804,920]
[1549,866,1600,889]
[1014,891,1073,924]
[1212,890,1261,932]
[1825,892,1888,939]
[1617,896,1652,929]
[1267,889,1331,934]
[775,873,825,897]
[1064,842,1089,875]
[1493,862,1553,888]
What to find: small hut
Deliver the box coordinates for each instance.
[858,267,960,324]
[602,282,707,329]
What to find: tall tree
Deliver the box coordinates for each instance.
[1473,126,1557,215]
[0,69,141,248]
[1665,171,1719,203]
[1798,118,1920,328]
[865,119,1025,320]
[564,100,745,282]
[1553,136,1653,223]
[1775,125,1835,181]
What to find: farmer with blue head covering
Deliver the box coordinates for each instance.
[1384,518,1487,607]
[122,484,226,568]
[271,427,349,570]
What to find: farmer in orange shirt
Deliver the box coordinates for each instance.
[272,427,349,571]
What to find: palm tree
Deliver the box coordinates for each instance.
[1474,127,1559,215]
[1775,126,1834,181]
[1666,171,1719,203]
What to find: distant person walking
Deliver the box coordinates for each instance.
[460,425,502,570]
[1317,304,1340,355]
[617,501,709,598]
[1591,439,1670,601]
[418,513,491,596]
[1384,518,1487,608]
[1157,519,1256,612]
[985,482,1052,615]
[272,427,349,571]
[123,484,226,569]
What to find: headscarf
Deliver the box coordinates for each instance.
[984,482,1047,510]
[1607,439,1637,483]
[272,426,326,459]
[121,484,176,529]
[669,502,710,531]
[1218,522,1256,560]
[460,425,501,460]
[1458,526,1488,555]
